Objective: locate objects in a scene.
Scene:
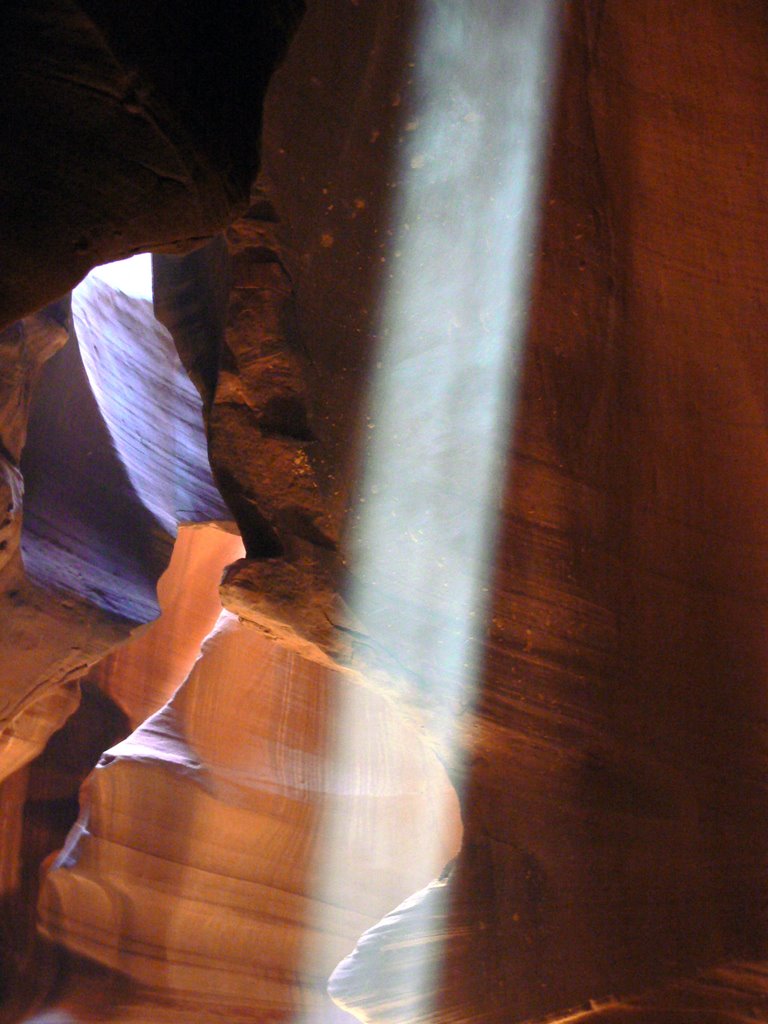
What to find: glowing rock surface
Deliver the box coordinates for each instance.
[38,613,461,1015]
[89,523,244,729]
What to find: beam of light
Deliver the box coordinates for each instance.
[318,1,562,1020]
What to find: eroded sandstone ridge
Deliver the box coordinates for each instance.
[90,524,245,729]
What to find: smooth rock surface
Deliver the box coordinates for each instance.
[89,523,244,728]
[72,259,231,536]
[265,2,768,1019]
[3,258,235,787]
[39,612,461,1016]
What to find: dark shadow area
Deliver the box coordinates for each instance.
[0,0,304,330]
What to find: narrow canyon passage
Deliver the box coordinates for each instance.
[10,256,463,1022]
[4,2,768,1022]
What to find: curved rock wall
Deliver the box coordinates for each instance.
[90,524,244,729]
[38,612,461,1017]
[3,2,768,1023]
[3,257,238,791]
[0,0,304,331]
[264,1,768,1019]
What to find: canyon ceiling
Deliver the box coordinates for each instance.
[2,1,768,1023]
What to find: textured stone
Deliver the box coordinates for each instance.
[90,523,244,729]
[154,193,338,560]
[0,0,305,331]
[0,303,121,786]
[38,612,461,1017]
[0,259,236,788]
[264,1,768,1019]
[2,2,768,1022]
[154,197,348,689]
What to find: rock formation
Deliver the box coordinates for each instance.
[2,1,768,1023]
[0,302,114,786]
[39,611,461,1018]
[0,0,304,331]
[0,246,236,792]
[89,524,245,729]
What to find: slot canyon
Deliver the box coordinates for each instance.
[2,1,768,1022]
